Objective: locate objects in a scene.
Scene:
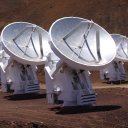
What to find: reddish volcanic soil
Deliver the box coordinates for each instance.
[0,86,128,128]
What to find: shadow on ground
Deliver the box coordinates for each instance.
[4,93,46,101]
[50,105,121,115]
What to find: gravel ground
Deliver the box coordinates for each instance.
[0,84,127,128]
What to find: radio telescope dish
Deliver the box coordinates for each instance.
[1,22,49,65]
[111,34,128,62]
[49,17,116,70]
[0,36,10,69]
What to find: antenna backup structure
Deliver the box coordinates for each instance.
[100,34,128,84]
[1,22,48,94]
[0,36,11,91]
[45,17,116,106]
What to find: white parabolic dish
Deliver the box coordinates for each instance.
[0,36,10,68]
[1,22,49,65]
[111,34,128,62]
[49,17,116,70]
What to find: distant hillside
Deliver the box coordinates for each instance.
[0,0,127,83]
[0,0,127,33]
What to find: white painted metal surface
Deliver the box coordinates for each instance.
[111,34,128,62]
[0,22,49,94]
[49,17,116,70]
[1,22,48,65]
[45,17,116,106]
[0,18,117,106]
[100,34,128,83]
[44,40,96,106]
